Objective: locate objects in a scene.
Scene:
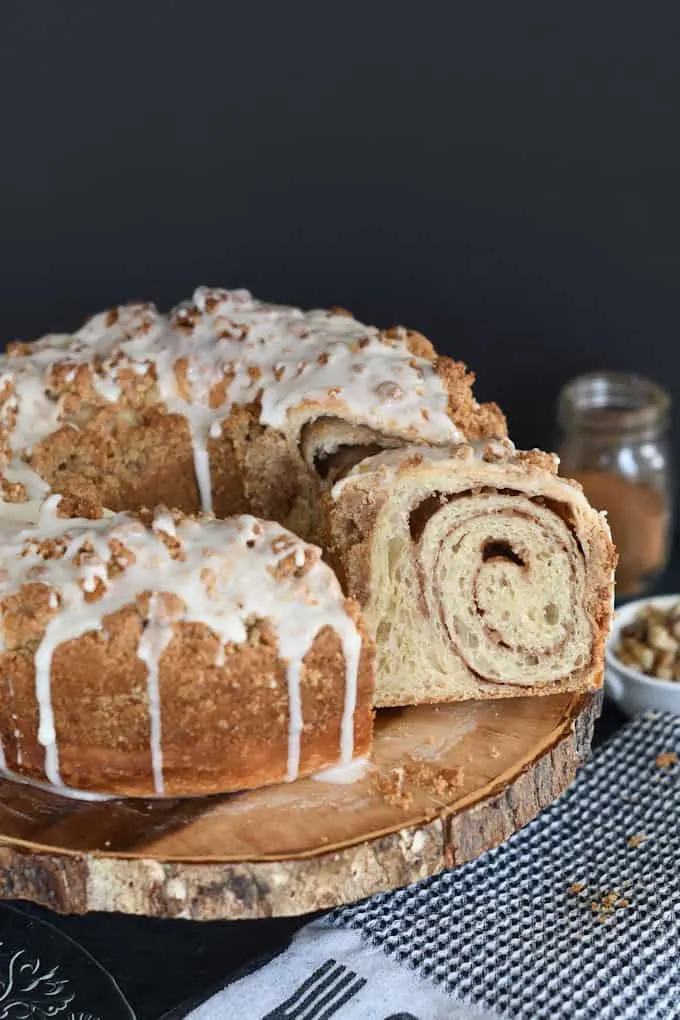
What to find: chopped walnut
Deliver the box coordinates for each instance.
[217,321,248,342]
[81,575,108,603]
[154,529,186,562]
[55,493,105,520]
[107,538,136,572]
[172,304,201,333]
[0,477,27,503]
[374,381,403,402]
[30,536,69,561]
[268,547,318,582]
[72,540,97,568]
[270,534,298,556]
[514,448,558,473]
[244,617,277,648]
[478,437,516,464]
[615,602,680,681]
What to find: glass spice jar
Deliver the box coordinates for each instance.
[557,372,673,600]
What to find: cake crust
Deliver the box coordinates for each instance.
[0,503,374,797]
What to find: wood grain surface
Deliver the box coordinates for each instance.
[0,691,600,920]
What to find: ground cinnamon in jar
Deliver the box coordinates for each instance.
[557,372,672,599]
[572,470,668,597]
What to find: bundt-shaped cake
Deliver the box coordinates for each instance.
[0,287,615,800]
[0,498,373,797]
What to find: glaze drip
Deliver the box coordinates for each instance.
[0,501,363,795]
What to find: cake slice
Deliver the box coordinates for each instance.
[321,441,615,706]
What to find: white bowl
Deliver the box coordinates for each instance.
[605,594,680,717]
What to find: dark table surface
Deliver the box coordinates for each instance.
[7,553,680,1020]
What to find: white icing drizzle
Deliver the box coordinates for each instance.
[0,501,363,795]
[0,764,111,801]
[34,623,62,784]
[311,757,372,785]
[192,443,213,514]
[0,288,459,513]
[285,654,305,782]
[340,628,362,766]
[6,676,21,767]
[136,593,174,795]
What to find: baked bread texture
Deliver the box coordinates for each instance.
[0,288,505,539]
[322,440,615,706]
[0,500,373,797]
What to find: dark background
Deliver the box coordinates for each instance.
[1,2,679,453]
[0,7,679,1014]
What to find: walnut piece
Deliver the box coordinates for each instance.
[615,601,680,681]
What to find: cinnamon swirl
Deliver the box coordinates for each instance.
[323,441,615,706]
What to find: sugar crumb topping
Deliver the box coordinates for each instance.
[0,497,363,794]
[0,288,459,510]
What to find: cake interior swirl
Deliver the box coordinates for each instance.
[0,288,615,798]
[323,443,614,706]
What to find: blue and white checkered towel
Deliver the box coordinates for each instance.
[191,711,680,1020]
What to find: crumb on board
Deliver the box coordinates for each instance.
[374,760,464,810]
[568,882,585,895]
[655,751,678,769]
[375,767,413,810]
[627,833,647,848]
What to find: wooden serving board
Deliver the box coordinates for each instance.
[0,691,600,920]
